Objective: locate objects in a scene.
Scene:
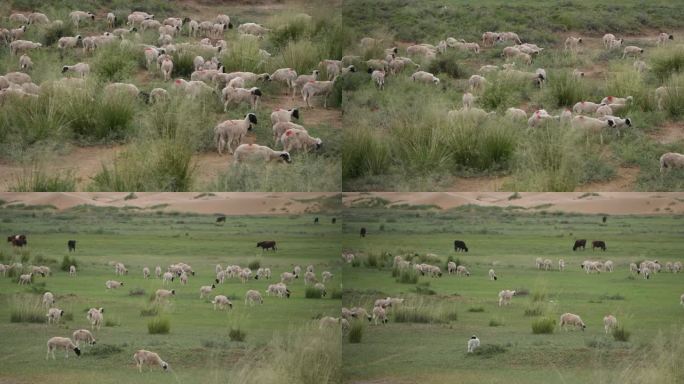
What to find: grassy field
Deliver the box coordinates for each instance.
[341,203,684,383]
[0,0,347,191]
[340,0,684,191]
[0,202,342,384]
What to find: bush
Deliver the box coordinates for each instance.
[613,326,631,342]
[128,288,145,296]
[330,289,342,299]
[90,344,124,357]
[364,253,378,268]
[147,317,170,334]
[9,296,45,323]
[394,298,457,324]
[60,255,77,272]
[395,268,419,284]
[471,344,507,357]
[548,71,589,107]
[348,322,363,343]
[414,284,436,295]
[248,260,261,270]
[92,43,138,82]
[305,287,324,299]
[468,307,485,313]
[651,47,684,82]
[140,307,158,317]
[275,39,322,75]
[427,51,468,78]
[229,327,246,342]
[351,258,361,267]
[489,319,503,327]
[524,305,544,317]
[171,51,195,78]
[531,318,555,334]
[342,125,391,179]
[43,22,74,46]
[10,167,76,192]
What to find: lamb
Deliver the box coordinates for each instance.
[199,284,215,299]
[281,128,323,153]
[214,113,258,155]
[105,280,123,289]
[559,313,586,331]
[622,46,644,59]
[456,265,470,277]
[245,290,263,306]
[657,33,674,46]
[479,65,499,74]
[505,107,527,120]
[371,69,386,90]
[372,306,388,325]
[46,337,81,360]
[660,152,684,173]
[237,23,269,37]
[43,292,55,307]
[271,108,300,127]
[72,329,96,347]
[314,283,327,297]
[488,269,498,281]
[9,13,29,25]
[564,37,583,53]
[467,335,480,353]
[212,295,233,310]
[271,68,298,95]
[322,271,333,283]
[155,289,175,302]
[149,88,168,104]
[47,308,64,324]
[222,86,262,111]
[133,350,169,372]
[86,307,104,330]
[498,290,515,306]
[10,25,27,41]
[411,71,440,85]
[9,40,42,55]
[70,11,95,28]
[603,315,617,334]
[160,58,173,81]
[18,273,32,285]
[302,79,335,109]
[527,110,557,128]
[468,75,486,92]
[69,265,76,276]
[62,63,90,77]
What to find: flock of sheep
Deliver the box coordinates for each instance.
[4,239,337,372]
[342,243,684,354]
[0,9,348,166]
[352,30,684,174]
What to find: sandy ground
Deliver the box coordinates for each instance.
[343,192,684,214]
[0,192,339,215]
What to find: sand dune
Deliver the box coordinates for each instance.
[343,192,684,215]
[0,193,339,215]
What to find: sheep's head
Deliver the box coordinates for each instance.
[314,138,323,150]
[74,347,81,356]
[215,278,219,284]
[247,113,258,126]
[161,362,169,370]
[291,108,299,120]
[280,152,292,163]
[625,118,632,127]
[61,66,69,73]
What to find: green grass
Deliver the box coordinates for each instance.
[348,322,364,343]
[531,318,556,334]
[612,326,631,342]
[305,287,324,299]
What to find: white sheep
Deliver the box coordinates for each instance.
[281,271,297,283]
[69,265,76,276]
[564,37,583,53]
[467,335,480,353]
[10,13,30,25]
[245,290,263,306]
[411,71,440,85]
[43,292,55,308]
[106,13,116,28]
[604,260,614,272]
[468,75,486,92]
[630,262,639,274]
[304,271,317,286]
[600,95,633,106]
[237,23,269,37]
[603,315,617,334]
[46,337,81,360]
[86,307,104,330]
[372,306,388,325]
[214,113,258,155]
[505,107,527,120]
[314,282,327,297]
[657,33,674,46]
[481,32,500,47]
[212,295,233,310]
[456,265,470,277]
[133,350,169,372]
[595,103,612,117]
[559,313,586,331]
[155,289,175,302]
[62,63,90,78]
[640,266,651,279]
[281,128,322,153]
[488,269,498,281]
[571,115,615,144]
[271,68,298,95]
[622,46,644,59]
[302,79,335,109]
[9,40,42,55]
[292,70,319,96]
[322,271,333,283]
[498,290,515,306]
[660,152,684,173]
[69,11,95,28]
[10,25,27,41]
[674,262,682,273]
[598,115,631,133]
[199,284,215,299]
[274,121,307,145]
[162,271,174,285]
[447,261,457,274]
[271,108,300,126]
[72,329,96,347]
[144,47,165,69]
[160,58,173,81]
[559,259,565,271]
[47,307,64,325]
[603,34,617,48]
[18,273,32,285]
[572,68,585,79]
[104,83,142,100]
[499,31,522,44]
[105,280,123,289]
[371,69,386,90]
[222,86,262,111]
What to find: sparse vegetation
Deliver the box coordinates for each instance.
[147,317,170,334]
[531,318,556,334]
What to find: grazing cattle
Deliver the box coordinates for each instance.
[7,235,27,247]
[257,241,277,251]
[454,240,468,252]
[216,216,226,223]
[67,240,76,252]
[360,228,366,238]
[592,240,606,251]
[573,239,586,251]
[332,218,336,224]
[314,217,319,224]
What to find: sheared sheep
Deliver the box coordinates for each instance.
[43,292,55,308]
[69,11,95,28]
[72,329,96,347]
[481,32,500,47]
[133,350,168,372]
[10,40,42,55]
[468,75,486,92]
[559,313,586,331]
[18,273,32,285]
[214,113,258,155]
[564,37,582,53]
[19,54,33,71]
[281,128,322,153]
[505,107,527,120]
[69,265,76,276]
[46,337,81,359]
[10,13,30,25]
[221,86,261,111]
[245,290,263,306]
[271,68,298,95]
[371,69,386,90]
[456,265,470,277]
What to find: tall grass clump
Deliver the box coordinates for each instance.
[480,74,528,111]
[248,260,261,270]
[311,18,353,60]
[531,318,555,334]
[275,40,322,76]
[394,298,457,324]
[427,51,468,79]
[60,255,77,272]
[661,75,684,118]
[268,13,315,49]
[612,326,631,342]
[394,268,419,284]
[142,97,215,151]
[43,21,74,46]
[444,118,517,171]
[305,287,324,299]
[0,93,69,155]
[348,322,363,343]
[604,68,656,112]
[471,344,507,357]
[10,167,76,192]
[171,50,195,78]
[548,71,589,107]
[651,47,684,82]
[220,39,266,73]
[147,317,170,334]
[9,295,44,323]
[91,43,138,82]
[363,253,378,268]
[230,325,340,384]
[229,328,247,342]
[606,330,684,384]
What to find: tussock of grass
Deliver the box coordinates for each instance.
[10,167,76,192]
[524,305,544,317]
[394,298,457,324]
[90,344,124,358]
[612,326,631,342]
[128,288,145,296]
[305,287,324,299]
[348,322,363,343]
[147,317,170,334]
[140,307,158,317]
[489,319,503,327]
[468,307,485,313]
[9,296,44,323]
[60,255,78,272]
[470,343,507,357]
[229,328,247,342]
[531,318,555,334]
[394,268,419,284]
[248,260,261,270]
[92,43,138,82]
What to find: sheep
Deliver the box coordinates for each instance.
[639,266,651,279]
[162,271,174,285]
[114,262,128,275]
[319,316,340,329]
[388,57,420,75]
[502,46,522,60]
[499,31,522,44]
[674,262,682,273]
[245,290,263,306]
[655,86,673,110]
[505,107,527,120]
[564,37,583,53]
[149,88,168,104]
[159,58,173,81]
[70,11,95,28]
[46,337,81,360]
[481,32,500,47]
[321,59,343,80]
[603,260,614,272]
[314,282,327,297]
[158,33,172,46]
[572,68,585,79]
[518,43,543,55]
[239,268,252,283]
[62,63,90,78]
[601,95,633,106]
[629,262,639,275]
[411,71,440,85]
[270,108,300,126]
[104,83,144,101]
[372,306,388,325]
[69,265,76,276]
[488,269,498,281]
[622,46,644,59]
[222,86,262,111]
[11,25,27,41]
[293,70,319,96]
[467,335,481,353]
[142,19,162,31]
[660,152,684,173]
[133,350,168,372]
[573,101,602,114]
[468,75,487,92]
[281,272,297,284]
[112,27,137,37]
[595,103,612,117]
[371,69,386,90]
[214,113,257,155]
[603,34,616,48]
[479,65,499,74]
[9,13,30,25]
[446,261,457,275]
[106,12,116,28]
[527,109,557,128]
[237,23,269,37]
[199,284,215,299]
[322,271,333,283]
[406,44,437,59]
[281,128,322,153]
[18,54,33,71]
[456,265,470,277]
[9,40,42,55]
[559,313,586,331]
[216,14,233,28]
[498,290,515,306]
[43,292,55,308]
[304,271,317,286]
[212,295,233,310]
[86,307,104,330]
[159,24,180,37]
[656,33,674,46]
[18,273,32,285]
[105,280,123,289]
[47,308,64,325]
[603,315,617,334]
[72,329,96,347]
[271,68,298,95]
[302,79,335,108]
[155,289,175,302]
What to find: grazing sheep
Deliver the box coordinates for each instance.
[222,86,262,111]
[406,44,437,59]
[571,115,615,143]
[572,68,585,79]
[603,315,617,334]
[488,269,498,281]
[18,273,32,285]
[559,259,565,271]
[281,128,322,153]
[505,108,527,120]
[467,335,480,353]
[212,295,233,310]
[411,70,440,85]
[499,31,522,44]
[302,79,336,109]
[559,313,586,331]
[214,113,258,155]
[603,34,617,48]
[270,108,300,126]
[10,13,30,25]
[47,308,64,325]
[527,109,557,128]
[160,58,173,81]
[272,122,306,146]
[19,54,33,71]
[322,271,333,283]
[245,290,263,306]
[133,350,168,373]
[456,265,470,277]
[9,40,42,55]
[142,267,150,279]
[371,69,386,90]
[564,37,583,53]
[86,307,104,330]
[314,282,327,297]
[155,289,175,302]
[199,284,215,299]
[105,280,123,289]
[10,25,27,41]
[674,262,682,273]
[304,271,317,286]
[62,63,90,78]
[281,272,297,284]
[447,261,457,274]
[69,11,95,28]
[237,23,269,37]
[144,47,165,69]
[639,266,651,279]
[106,13,116,28]
[468,75,487,92]
[595,103,612,117]
[72,329,96,347]
[46,337,81,360]
[502,46,522,60]
[657,33,674,46]
[598,115,631,133]
[498,290,515,306]
[573,101,602,114]
[372,306,388,325]
[43,292,55,307]
[69,265,76,276]
[622,46,644,59]
[660,152,684,173]
[271,68,298,95]
[604,260,614,272]
[629,262,639,275]
[162,271,174,285]
[104,83,144,101]
[481,32,500,47]
[149,88,168,104]
[155,266,162,279]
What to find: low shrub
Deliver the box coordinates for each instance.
[305,287,323,299]
[395,268,419,284]
[613,326,631,342]
[147,317,170,334]
[248,260,261,270]
[532,318,555,334]
[348,322,363,343]
[229,327,246,342]
[468,307,485,313]
[489,319,503,327]
[128,288,145,296]
[9,296,44,323]
[471,343,507,357]
[60,255,77,272]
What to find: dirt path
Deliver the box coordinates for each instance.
[649,121,684,144]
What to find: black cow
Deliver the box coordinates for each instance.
[573,239,586,251]
[67,240,76,252]
[592,240,606,251]
[257,241,277,251]
[7,234,27,247]
[314,217,319,224]
[454,240,468,252]
[216,216,226,223]
[332,218,336,224]
[360,228,366,238]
